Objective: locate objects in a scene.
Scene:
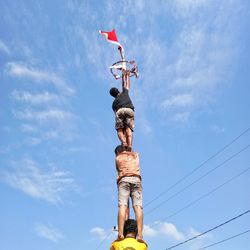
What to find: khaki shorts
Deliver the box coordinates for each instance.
[118,178,142,207]
[115,108,134,131]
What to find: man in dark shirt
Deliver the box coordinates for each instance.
[110,70,135,151]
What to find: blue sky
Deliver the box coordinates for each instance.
[0,1,250,250]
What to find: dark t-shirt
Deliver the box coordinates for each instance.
[112,87,135,112]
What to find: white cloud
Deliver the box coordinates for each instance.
[187,227,212,240]
[35,223,64,243]
[0,40,10,54]
[75,0,243,126]
[5,62,74,95]
[20,124,37,133]
[14,109,74,123]
[11,90,62,106]
[1,158,76,204]
[144,222,185,241]
[144,222,209,243]
[143,224,157,237]
[90,227,113,240]
[24,137,42,145]
[210,125,225,134]
[162,94,194,109]
[159,222,185,241]
[173,0,207,17]
[171,112,190,123]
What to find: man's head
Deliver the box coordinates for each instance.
[114,145,124,156]
[123,219,138,237]
[109,87,120,98]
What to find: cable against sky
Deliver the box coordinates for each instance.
[145,144,250,215]
[165,210,250,250]
[144,127,250,208]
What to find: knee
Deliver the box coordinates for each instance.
[125,127,132,135]
[133,205,143,212]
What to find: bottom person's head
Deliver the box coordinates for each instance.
[114,145,124,156]
[123,219,138,237]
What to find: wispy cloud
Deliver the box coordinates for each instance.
[144,221,212,245]
[162,94,194,109]
[81,1,243,125]
[1,158,76,204]
[210,124,225,134]
[11,90,63,106]
[34,223,64,243]
[144,222,185,241]
[20,124,37,133]
[5,62,74,95]
[172,0,207,17]
[0,40,10,54]
[90,227,112,240]
[14,109,74,123]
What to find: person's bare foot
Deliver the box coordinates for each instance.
[117,234,124,241]
[137,235,143,241]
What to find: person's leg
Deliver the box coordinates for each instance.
[117,129,127,147]
[125,200,130,220]
[118,205,127,239]
[125,126,133,150]
[118,181,130,239]
[133,205,143,239]
[131,182,143,239]
[124,109,134,150]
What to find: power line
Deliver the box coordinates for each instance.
[165,209,250,250]
[96,127,250,249]
[145,145,249,215]
[143,167,250,235]
[196,229,250,250]
[144,127,250,208]
[95,229,114,250]
[161,167,250,222]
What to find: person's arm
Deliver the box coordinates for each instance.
[122,70,130,90]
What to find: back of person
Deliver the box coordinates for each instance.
[110,237,147,250]
[112,87,135,112]
[116,151,141,183]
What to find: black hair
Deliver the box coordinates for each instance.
[109,87,120,97]
[114,145,124,155]
[123,219,138,236]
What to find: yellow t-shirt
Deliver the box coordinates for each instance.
[110,237,148,250]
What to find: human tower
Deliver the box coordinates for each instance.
[100,30,148,249]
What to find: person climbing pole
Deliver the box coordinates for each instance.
[114,145,143,240]
[110,69,135,152]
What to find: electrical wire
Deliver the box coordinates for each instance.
[95,229,114,250]
[144,127,250,208]
[96,127,250,249]
[165,210,250,250]
[161,167,250,222]
[143,167,250,235]
[196,229,250,250]
[145,145,249,215]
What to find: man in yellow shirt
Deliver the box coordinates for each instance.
[110,219,147,250]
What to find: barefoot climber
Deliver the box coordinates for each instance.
[114,145,143,240]
[109,70,135,151]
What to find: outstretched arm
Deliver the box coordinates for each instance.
[122,70,130,90]
[118,46,130,90]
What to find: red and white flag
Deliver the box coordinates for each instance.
[99,29,123,49]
